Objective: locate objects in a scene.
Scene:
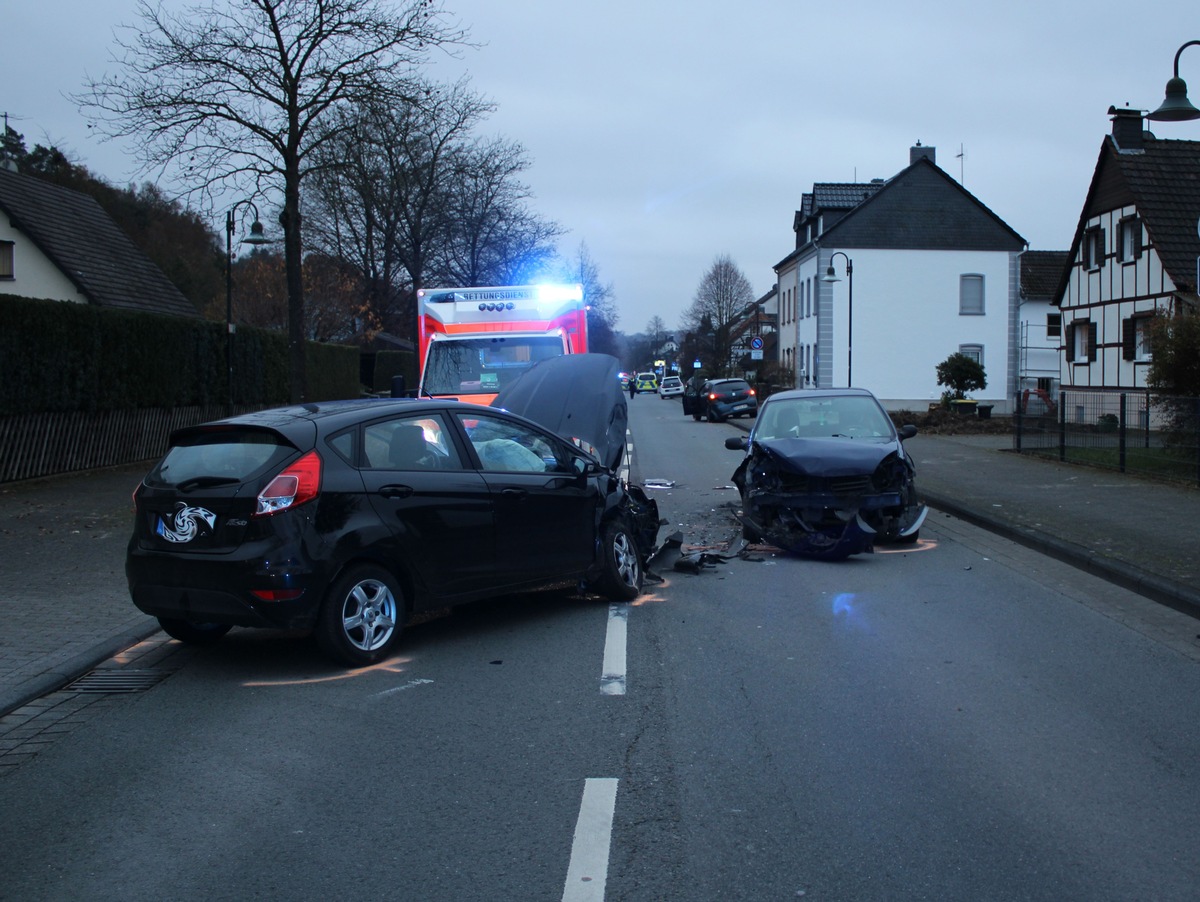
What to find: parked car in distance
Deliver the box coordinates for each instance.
[126,354,660,668]
[658,376,683,399]
[695,378,757,422]
[723,387,926,559]
[634,372,658,393]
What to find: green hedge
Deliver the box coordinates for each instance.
[373,349,419,394]
[0,294,360,415]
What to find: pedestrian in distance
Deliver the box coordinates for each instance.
[629,378,636,400]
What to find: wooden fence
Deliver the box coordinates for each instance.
[0,406,237,483]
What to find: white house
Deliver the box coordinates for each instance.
[1055,107,1200,394]
[1018,250,1070,402]
[774,145,1028,412]
[0,163,196,317]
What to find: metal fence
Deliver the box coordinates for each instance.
[1013,390,1200,487]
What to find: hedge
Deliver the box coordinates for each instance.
[0,293,360,415]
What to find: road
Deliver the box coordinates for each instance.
[2,395,1200,900]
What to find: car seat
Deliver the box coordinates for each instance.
[389,424,434,469]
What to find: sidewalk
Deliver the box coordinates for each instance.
[2,435,1199,717]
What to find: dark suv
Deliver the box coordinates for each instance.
[692,378,757,422]
[126,355,659,667]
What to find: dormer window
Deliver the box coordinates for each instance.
[1083,227,1105,270]
[1118,217,1142,263]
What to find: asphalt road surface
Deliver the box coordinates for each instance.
[1,395,1199,901]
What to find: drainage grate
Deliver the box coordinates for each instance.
[66,669,172,694]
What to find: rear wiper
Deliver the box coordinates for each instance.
[176,476,241,492]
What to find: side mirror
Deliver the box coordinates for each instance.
[725,436,748,451]
[898,424,918,440]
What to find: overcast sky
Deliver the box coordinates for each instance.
[5,0,1199,334]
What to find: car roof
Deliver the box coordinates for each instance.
[763,388,880,403]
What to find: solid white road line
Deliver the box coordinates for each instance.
[600,602,628,695]
[561,778,619,902]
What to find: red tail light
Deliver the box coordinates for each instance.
[255,451,321,517]
[748,388,756,396]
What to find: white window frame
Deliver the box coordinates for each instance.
[959,274,984,315]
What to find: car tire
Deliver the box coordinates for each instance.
[594,519,642,601]
[316,564,403,667]
[895,530,920,545]
[691,410,702,421]
[706,407,723,423]
[158,617,232,644]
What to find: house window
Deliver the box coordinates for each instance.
[1083,227,1105,270]
[1066,320,1098,363]
[0,241,13,279]
[1122,314,1155,361]
[959,344,983,367]
[959,274,984,315]
[1046,313,1061,339]
[1118,217,1141,263]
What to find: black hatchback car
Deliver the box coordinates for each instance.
[127,355,659,667]
[691,378,757,422]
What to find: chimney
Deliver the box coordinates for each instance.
[910,142,935,165]
[1108,106,1145,151]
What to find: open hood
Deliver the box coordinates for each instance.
[491,353,628,471]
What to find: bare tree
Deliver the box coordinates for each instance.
[438,135,563,290]
[76,0,467,402]
[561,242,617,356]
[306,78,493,340]
[682,255,755,376]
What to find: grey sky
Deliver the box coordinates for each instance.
[6,1,1199,334]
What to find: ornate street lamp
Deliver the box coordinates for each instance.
[821,252,854,387]
[1147,40,1200,122]
[225,201,271,415]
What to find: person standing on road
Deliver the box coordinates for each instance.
[629,378,636,400]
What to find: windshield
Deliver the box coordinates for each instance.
[422,335,568,396]
[755,395,894,441]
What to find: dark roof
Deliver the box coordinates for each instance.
[1054,131,1200,303]
[820,158,1026,251]
[811,181,883,211]
[0,167,198,317]
[1020,251,1070,300]
[1110,136,1200,291]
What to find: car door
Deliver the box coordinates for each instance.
[452,410,597,586]
[356,413,496,600]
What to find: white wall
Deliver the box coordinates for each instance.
[821,248,1015,410]
[0,218,86,302]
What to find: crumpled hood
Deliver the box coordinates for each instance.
[751,436,901,477]
[491,353,629,471]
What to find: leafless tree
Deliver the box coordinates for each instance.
[305,78,492,340]
[682,255,755,376]
[437,135,563,290]
[561,242,617,356]
[76,0,467,402]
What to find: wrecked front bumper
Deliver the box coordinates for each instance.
[740,487,926,559]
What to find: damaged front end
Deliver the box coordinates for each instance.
[732,438,926,560]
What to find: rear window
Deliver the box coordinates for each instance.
[147,431,295,487]
[716,380,750,392]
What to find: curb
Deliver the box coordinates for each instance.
[921,488,1200,618]
[0,618,162,719]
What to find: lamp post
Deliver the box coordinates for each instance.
[225,201,270,416]
[821,252,854,387]
[1147,40,1200,122]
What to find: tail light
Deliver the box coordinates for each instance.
[255,451,322,517]
[748,388,756,396]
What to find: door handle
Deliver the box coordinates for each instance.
[380,485,414,499]
[500,487,528,499]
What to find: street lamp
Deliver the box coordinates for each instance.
[1147,40,1200,122]
[225,201,271,415]
[821,252,854,387]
